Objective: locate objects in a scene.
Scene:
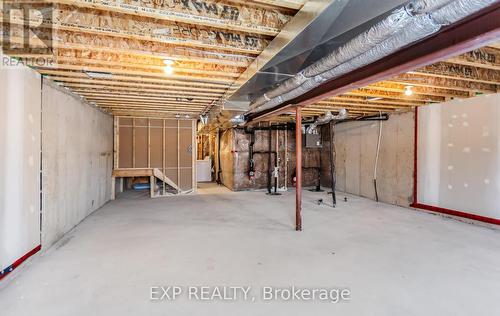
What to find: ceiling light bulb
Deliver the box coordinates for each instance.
[404,86,413,96]
[163,59,174,66]
[164,65,174,75]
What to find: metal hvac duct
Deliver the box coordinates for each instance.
[247,0,498,117]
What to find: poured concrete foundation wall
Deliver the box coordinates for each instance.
[332,111,415,206]
[42,81,113,247]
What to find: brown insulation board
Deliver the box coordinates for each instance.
[179,127,193,168]
[164,125,178,187]
[180,168,193,191]
[150,126,163,168]
[150,119,163,127]
[118,126,133,168]
[134,125,148,168]
[165,119,177,128]
[164,169,178,187]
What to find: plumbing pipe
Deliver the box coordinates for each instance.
[268,124,272,194]
[276,129,280,190]
[328,121,337,207]
[373,111,383,202]
[285,128,288,191]
[216,129,222,185]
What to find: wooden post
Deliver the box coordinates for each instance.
[295,106,302,231]
[132,118,136,168]
[150,175,155,198]
[162,119,166,196]
[177,120,181,194]
[111,176,116,200]
[147,119,151,168]
[192,120,197,193]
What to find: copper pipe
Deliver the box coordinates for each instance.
[295,106,302,231]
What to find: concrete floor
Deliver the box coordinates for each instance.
[1,183,500,315]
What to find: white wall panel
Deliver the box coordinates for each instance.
[0,64,41,272]
[417,94,500,219]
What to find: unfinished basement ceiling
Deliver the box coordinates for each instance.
[239,43,500,122]
[1,0,309,118]
[299,43,500,118]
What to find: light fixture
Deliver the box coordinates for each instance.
[175,114,180,118]
[184,114,190,119]
[84,71,113,79]
[404,86,413,96]
[163,59,174,75]
[367,97,383,102]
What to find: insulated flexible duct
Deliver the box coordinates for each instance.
[306,109,348,134]
[248,0,497,116]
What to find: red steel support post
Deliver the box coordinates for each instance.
[295,106,302,231]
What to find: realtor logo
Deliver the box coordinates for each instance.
[1,1,54,56]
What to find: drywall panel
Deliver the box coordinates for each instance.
[334,111,414,206]
[0,65,41,272]
[42,82,113,247]
[417,94,500,219]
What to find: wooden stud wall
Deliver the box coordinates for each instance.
[116,116,196,192]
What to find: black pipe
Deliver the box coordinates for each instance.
[251,151,279,194]
[329,121,337,207]
[249,130,255,178]
[303,166,323,192]
[267,124,274,194]
[216,129,222,185]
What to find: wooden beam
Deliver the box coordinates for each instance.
[38,65,235,84]
[53,57,242,78]
[365,81,469,98]
[390,73,498,93]
[345,87,445,103]
[445,47,500,71]
[64,84,225,96]
[74,91,219,102]
[54,44,251,67]
[410,62,500,85]
[51,77,228,92]
[51,0,287,36]
[49,22,267,54]
[39,70,231,87]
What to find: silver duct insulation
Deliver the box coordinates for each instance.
[250,5,417,109]
[430,0,496,24]
[409,0,456,13]
[248,0,497,116]
[306,109,348,134]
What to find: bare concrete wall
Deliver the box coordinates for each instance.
[41,81,113,248]
[333,111,415,206]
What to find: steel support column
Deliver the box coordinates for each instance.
[295,106,302,231]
